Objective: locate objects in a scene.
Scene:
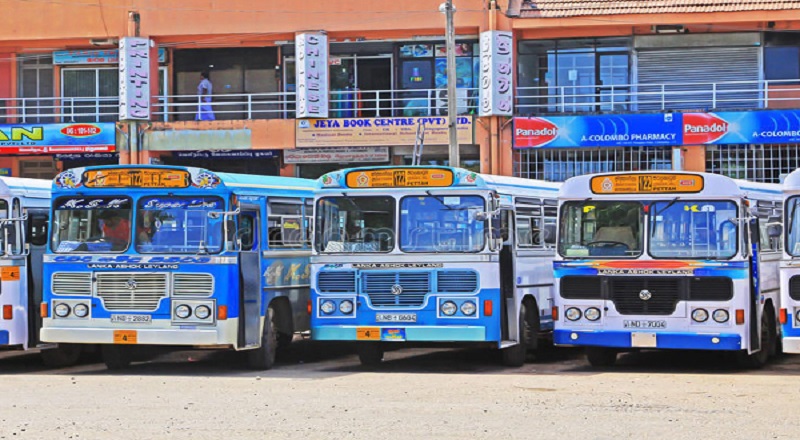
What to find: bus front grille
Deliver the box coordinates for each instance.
[52,272,92,295]
[688,277,733,301]
[317,271,356,292]
[437,270,478,293]
[609,277,680,315]
[96,273,168,311]
[363,271,430,307]
[173,273,214,298]
[560,276,602,299]
[790,276,800,301]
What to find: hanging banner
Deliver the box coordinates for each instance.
[295,32,329,119]
[514,109,800,149]
[0,123,115,154]
[296,116,473,147]
[118,37,151,121]
[283,147,389,164]
[478,30,513,117]
[53,48,167,65]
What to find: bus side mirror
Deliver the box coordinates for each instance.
[767,223,783,238]
[27,213,49,246]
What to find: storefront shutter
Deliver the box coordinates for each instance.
[635,46,761,111]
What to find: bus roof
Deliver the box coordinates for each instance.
[52,165,315,196]
[0,176,51,199]
[559,171,780,200]
[317,165,560,194]
[783,168,800,191]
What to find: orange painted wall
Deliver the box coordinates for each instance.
[683,146,706,173]
[150,119,295,150]
[766,85,800,109]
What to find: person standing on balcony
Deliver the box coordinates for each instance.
[196,70,215,121]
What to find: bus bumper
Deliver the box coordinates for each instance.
[312,326,487,342]
[782,337,800,353]
[0,330,8,345]
[553,329,742,351]
[41,325,232,347]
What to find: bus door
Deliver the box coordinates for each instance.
[498,208,515,341]
[25,210,49,347]
[747,216,761,352]
[238,204,263,348]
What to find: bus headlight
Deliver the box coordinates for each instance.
[54,303,71,318]
[692,308,709,323]
[712,309,729,323]
[584,307,601,321]
[320,300,336,315]
[565,307,582,321]
[460,301,477,316]
[441,301,457,316]
[72,303,89,318]
[795,309,800,324]
[175,304,192,319]
[339,300,354,315]
[194,305,212,320]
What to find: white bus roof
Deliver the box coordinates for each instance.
[478,173,561,194]
[0,176,51,199]
[783,168,800,191]
[559,171,780,200]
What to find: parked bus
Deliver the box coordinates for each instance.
[41,165,315,370]
[781,169,800,353]
[554,172,782,368]
[0,176,78,365]
[311,166,560,366]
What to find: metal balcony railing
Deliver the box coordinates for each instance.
[3,79,797,124]
[516,79,800,114]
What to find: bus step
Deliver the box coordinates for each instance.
[500,340,518,349]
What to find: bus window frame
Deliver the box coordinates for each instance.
[51,195,134,254]
[399,194,487,254]
[315,195,397,254]
[647,199,741,261]
[558,200,645,259]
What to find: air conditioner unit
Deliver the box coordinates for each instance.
[435,88,469,116]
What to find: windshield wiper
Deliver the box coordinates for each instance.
[789,199,798,240]
[650,197,680,236]
[425,191,455,210]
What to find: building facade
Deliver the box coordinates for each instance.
[0,0,799,181]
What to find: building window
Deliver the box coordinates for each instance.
[513,147,672,182]
[17,54,54,123]
[517,38,631,114]
[61,67,118,123]
[706,144,800,183]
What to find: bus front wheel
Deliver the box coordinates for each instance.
[737,306,776,369]
[586,347,617,367]
[502,301,536,367]
[357,343,384,366]
[248,307,278,370]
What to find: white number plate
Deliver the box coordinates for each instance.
[623,320,666,329]
[111,314,152,324]
[376,313,416,323]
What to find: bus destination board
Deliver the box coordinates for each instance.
[345,168,455,188]
[84,169,190,188]
[590,173,704,194]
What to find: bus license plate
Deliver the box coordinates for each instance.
[111,314,152,324]
[376,313,416,323]
[623,320,666,329]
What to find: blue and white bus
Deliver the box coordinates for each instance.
[0,177,76,365]
[41,165,315,369]
[311,166,560,366]
[780,169,800,353]
[554,171,782,368]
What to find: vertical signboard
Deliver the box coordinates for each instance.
[479,30,513,117]
[119,37,151,121]
[295,32,329,119]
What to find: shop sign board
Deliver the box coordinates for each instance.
[296,116,473,147]
[479,30,513,117]
[118,37,151,121]
[0,123,115,154]
[53,48,166,65]
[296,32,329,119]
[283,147,389,164]
[514,109,800,148]
[171,150,278,159]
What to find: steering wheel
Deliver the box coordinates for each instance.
[586,240,629,249]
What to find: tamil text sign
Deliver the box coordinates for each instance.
[0,123,115,154]
[119,37,151,121]
[479,30,513,117]
[284,147,389,164]
[296,116,473,147]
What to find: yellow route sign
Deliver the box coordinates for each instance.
[590,173,703,194]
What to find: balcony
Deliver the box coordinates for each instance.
[0,88,479,124]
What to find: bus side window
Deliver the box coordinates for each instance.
[239,213,257,251]
[268,199,303,249]
[27,211,49,247]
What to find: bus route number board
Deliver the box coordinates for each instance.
[113,330,138,344]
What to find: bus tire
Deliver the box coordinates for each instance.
[41,344,81,367]
[102,345,131,370]
[502,301,535,367]
[586,347,617,367]
[248,306,278,370]
[737,306,775,369]
[357,343,384,366]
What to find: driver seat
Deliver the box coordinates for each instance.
[594,226,637,249]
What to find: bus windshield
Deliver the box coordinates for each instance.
[400,195,486,252]
[649,200,738,259]
[315,196,395,253]
[786,196,800,256]
[559,201,643,258]
[135,196,225,254]
[52,196,132,253]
